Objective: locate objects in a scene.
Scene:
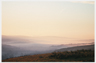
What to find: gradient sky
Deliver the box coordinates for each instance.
[2,1,94,40]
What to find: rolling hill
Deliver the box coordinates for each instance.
[2,44,94,62]
[55,44,94,52]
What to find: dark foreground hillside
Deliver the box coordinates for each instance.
[2,49,94,62]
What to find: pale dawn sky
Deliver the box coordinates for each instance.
[2,1,94,40]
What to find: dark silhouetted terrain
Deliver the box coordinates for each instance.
[55,45,94,52]
[2,45,94,62]
[2,49,94,62]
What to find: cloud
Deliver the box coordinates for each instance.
[71,1,94,4]
[76,39,94,42]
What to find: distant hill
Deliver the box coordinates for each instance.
[2,44,45,60]
[55,45,94,52]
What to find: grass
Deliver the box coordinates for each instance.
[2,49,94,62]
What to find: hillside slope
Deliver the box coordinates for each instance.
[2,45,94,62]
[55,45,94,52]
[2,49,94,62]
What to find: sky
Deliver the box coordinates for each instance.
[2,1,94,44]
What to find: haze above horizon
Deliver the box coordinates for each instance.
[2,1,94,44]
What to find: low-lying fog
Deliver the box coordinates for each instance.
[2,36,94,60]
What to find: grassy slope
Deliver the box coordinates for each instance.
[55,45,94,52]
[2,50,94,62]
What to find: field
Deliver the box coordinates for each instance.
[2,49,94,62]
